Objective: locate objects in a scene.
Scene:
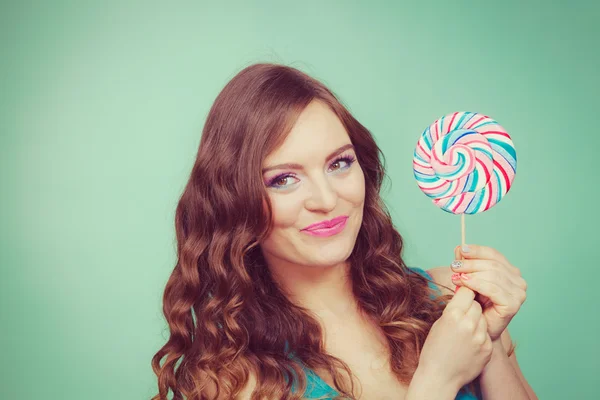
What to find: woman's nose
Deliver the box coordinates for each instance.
[304,177,337,212]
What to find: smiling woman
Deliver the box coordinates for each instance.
[260,101,366,271]
[151,63,536,400]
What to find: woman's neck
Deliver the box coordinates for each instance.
[267,257,358,320]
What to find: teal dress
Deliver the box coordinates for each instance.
[294,266,481,399]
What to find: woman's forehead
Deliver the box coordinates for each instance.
[263,102,351,167]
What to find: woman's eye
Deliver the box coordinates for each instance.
[269,174,298,188]
[329,156,354,172]
[267,156,355,189]
[275,177,290,186]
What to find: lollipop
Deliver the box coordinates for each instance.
[413,111,517,215]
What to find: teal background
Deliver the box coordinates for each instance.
[1,1,598,398]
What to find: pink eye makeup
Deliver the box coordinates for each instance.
[266,173,298,188]
[265,153,357,189]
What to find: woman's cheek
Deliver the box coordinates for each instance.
[269,192,305,228]
[342,168,365,204]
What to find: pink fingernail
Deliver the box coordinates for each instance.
[460,273,470,280]
[451,273,461,281]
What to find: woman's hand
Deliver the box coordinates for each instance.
[414,286,493,395]
[450,244,528,341]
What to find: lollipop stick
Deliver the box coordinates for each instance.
[461,214,466,260]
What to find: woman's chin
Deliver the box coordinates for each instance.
[306,249,352,268]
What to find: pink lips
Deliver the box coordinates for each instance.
[301,215,349,237]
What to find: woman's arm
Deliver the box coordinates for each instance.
[406,366,459,400]
[478,329,538,400]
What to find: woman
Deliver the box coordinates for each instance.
[151,63,537,399]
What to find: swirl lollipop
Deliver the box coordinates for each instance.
[413,112,517,244]
[413,111,516,214]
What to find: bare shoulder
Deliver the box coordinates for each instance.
[423,265,455,296]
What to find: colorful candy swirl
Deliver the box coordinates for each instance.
[413,112,517,214]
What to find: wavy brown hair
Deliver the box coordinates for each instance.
[151,63,502,399]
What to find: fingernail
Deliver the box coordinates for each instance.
[460,273,470,280]
[451,273,461,281]
[462,245,470,253]
[451,260,462,269]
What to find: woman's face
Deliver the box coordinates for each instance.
[260,101,365,269]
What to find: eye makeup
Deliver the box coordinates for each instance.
[327,153,356,173]
[264,152,357,189]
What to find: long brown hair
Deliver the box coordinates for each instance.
[151,63,474,399]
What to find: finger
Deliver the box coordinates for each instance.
[460,245,522,282]
[465,299,483,326]
[475,312,487,335]
[452,272,464,293]
[474,312,488,344]
[450,258,503,274]
[458,244,510,266]
[454,282,462,293]
[454,271,513,307]
[461,269,522,296]
[514,275,528,291]
[456,244,522,278]
[445,285,475,314]
[452,262,526,291]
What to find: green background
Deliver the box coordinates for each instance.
[2,1,598,398]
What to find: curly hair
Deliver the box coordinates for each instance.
[151,63,490,399]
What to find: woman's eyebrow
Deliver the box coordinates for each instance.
[262,144,354,173]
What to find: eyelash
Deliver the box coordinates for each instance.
[267,154,357,189]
